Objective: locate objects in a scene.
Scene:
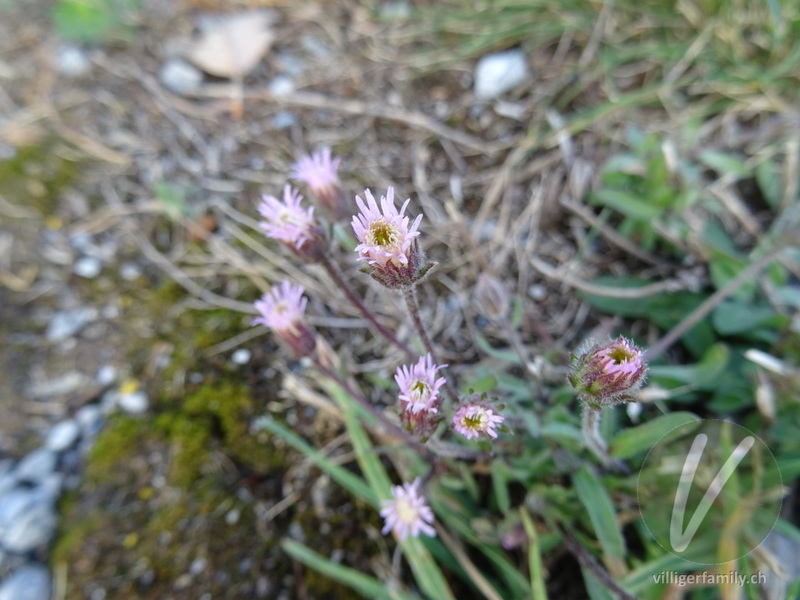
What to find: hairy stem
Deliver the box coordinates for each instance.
[402,286,460,405]
[582,407,609,464]
[320,254,415,359]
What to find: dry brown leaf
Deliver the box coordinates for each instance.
[187,11,274,79]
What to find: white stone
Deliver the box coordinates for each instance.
[267,75,294,97]
[45,308,96,342]
[73,255,103,278]
[15,449,57,483]
[55,45,91,78]
[159,58,203,95]
[119,262,142,281]
[0,564,52,600]
[118,390,149,414]
[45,420,81,452]
[231,349,251,365]
[0,489,56,553]
[96,365,117,386]
[76,404,104,438]
[474,49,529,100]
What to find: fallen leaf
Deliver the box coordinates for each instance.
[187,11,274,79]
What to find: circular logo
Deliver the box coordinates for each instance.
[637,419,782,565]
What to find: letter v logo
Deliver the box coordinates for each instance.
[669,433,755,552]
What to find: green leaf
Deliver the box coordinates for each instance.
[520,510,549,600]
[254,416,376,506]
[282,539,420,600]
[461,374,497,395]
[756,158,782,209]
[709,256,756,301]
[698,150,750,179]
[573,467,625,559]
[474,331,520,363]
[610,412,700,459]
[329,386,456,600]
[591,189,662,220]
[491,462,511,514]
[712,301,776,335]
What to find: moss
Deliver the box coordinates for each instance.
[85,415,148,483]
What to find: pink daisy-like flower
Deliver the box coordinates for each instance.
[352,187,421,268]
[351,188,433,289]
[452,401,505,440]
[258,185,325,261]
[290,148,347,220]
[569,336,647,408]
[395,353,447,415]
[252,280,316,357]
[380,478,436,541]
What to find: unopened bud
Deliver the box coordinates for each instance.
[474,273,510,321]
[569,336,648,409]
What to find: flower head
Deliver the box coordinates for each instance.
[380,478,436,541]
[351,188,433,289]
[290,148,348,220]
[452,401,505,440]
[569,336,648,408]
[395,354,447,415]
[252,280,316,357]
[258,185,325,262]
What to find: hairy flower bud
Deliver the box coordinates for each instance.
[569,336,647,408]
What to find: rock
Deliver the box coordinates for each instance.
[119,262,142,281]
[76,404,104,438]
[118,390,149,414]
[96,365,117,386]
[267,75,294,97]
[0,564,52,600]
[15,449,57,484]
[45,419,81,452]
[271,111,297,130]
[159,58,203,95]
[45,308,96,342]
[0,472,17,498]
[474,49,529,100]
[73,256,103,278]
[0,489,56,553]
[231,349,251,365]
[28,370,89,399]
[54,45,91,78]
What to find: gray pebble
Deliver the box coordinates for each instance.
[231,349,251,365]
[159,58,203,95]
[118,390,149,414]
[0,489,56,553]
[45,308,96,342]
[45,420,81,452]
[15,449,57,484]
[76,404,104,438]
[267,75,294,97]
[271,112,297,130]
[73,256,103,279]
[55,45,91,78]
[474,49,530,100]
[96,365,117,386]
[0,564,52,600]
[119,262,142,281]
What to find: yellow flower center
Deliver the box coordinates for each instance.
[464,409,485,430]
[607,346,635,364]
[367,218,400,247]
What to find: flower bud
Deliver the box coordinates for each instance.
[569,336,647,408]
[290,148,350,221]
[474,273,510,321]
[258,185,327,263]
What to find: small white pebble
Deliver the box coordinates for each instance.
[73,256,103,279]
[231,349,251,365]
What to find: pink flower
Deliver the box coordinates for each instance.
[569,336,648,408]
[258,185,325,261]
[395,354,447,415]
[351,188,433,289]
[252,281,316,357]
[452,401,505,440]
[290,148,347,220]
[380,478,436,541]
[353,188,421,268]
